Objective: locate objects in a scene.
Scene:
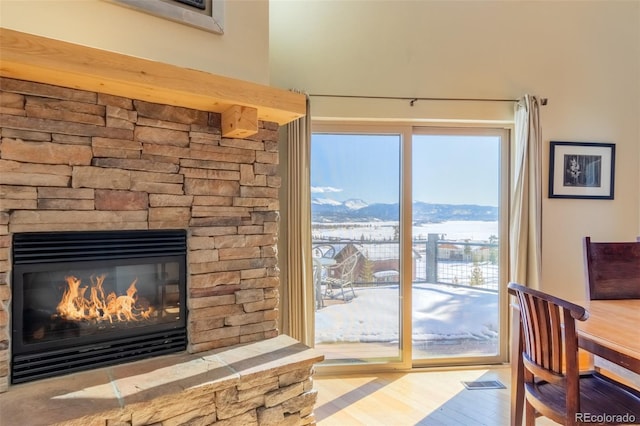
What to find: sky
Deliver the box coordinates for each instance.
[311,133,500,206]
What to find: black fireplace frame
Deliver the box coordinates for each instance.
[11,230,188,384]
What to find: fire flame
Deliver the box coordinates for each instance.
[56,275,153,323]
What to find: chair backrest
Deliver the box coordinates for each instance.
[332,252,359,281]
[584,236,640,299]
[313,244,336,259]
[508,282,589,421]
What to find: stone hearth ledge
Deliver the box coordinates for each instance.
[0,335,324,426]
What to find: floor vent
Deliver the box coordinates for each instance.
[462,380,506,390]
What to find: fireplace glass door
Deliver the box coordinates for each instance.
[11,230,187,384]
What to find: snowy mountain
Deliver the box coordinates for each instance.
[343,199,368,210]
[312,198,497,223]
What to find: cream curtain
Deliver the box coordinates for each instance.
[283,93,314,345]
[510,95,543,289]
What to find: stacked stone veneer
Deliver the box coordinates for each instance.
[0,78,285,393]
[0,335,322,426]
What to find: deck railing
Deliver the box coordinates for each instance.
[313,233,499,291]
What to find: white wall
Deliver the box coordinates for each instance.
[1,0,637,301]
[0,0,270,85]
[270,0,640,300]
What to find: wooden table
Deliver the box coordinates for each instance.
[576,299,640,375]
[510,298,640,426]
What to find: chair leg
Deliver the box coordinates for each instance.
[525,400,535,426]
[348,283,356,299]
[324,285,331,299]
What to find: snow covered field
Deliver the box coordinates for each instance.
[313,220,498,242]
[315,283,499,345]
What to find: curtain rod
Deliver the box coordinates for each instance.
[308,93,548,106]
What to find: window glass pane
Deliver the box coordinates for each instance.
[411,134,501,360]
[311,133,401,363]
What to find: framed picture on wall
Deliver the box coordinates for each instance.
[549,141,615,199]
[109,0,224,34]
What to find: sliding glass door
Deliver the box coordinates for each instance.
[311,124,508,369]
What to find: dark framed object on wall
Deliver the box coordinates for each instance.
[109,0,224,34]
[549,141,615,199]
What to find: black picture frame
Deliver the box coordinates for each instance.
[549,141,615,199]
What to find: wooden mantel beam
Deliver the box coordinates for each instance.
[0,28,306,134]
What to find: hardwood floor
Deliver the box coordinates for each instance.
[313,366,556,425]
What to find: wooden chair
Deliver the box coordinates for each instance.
[508,282,640,425]
[323,252,359,301]
[584,236,640,299]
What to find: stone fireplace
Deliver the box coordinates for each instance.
[0,29,321,425]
